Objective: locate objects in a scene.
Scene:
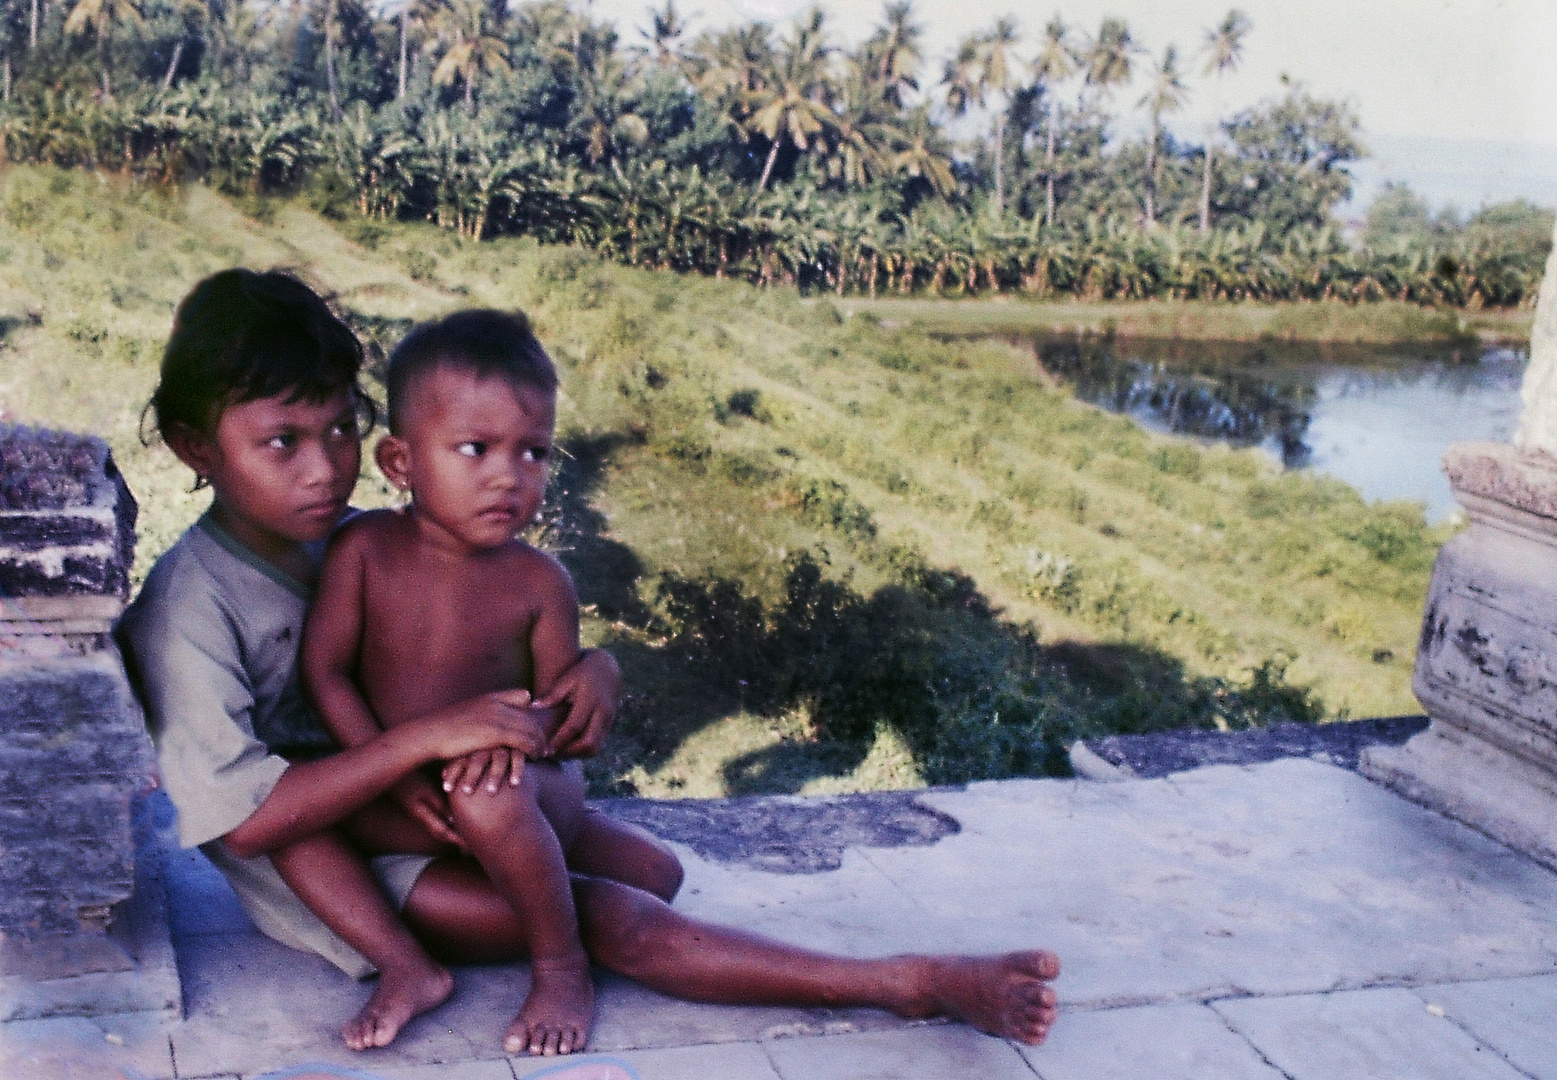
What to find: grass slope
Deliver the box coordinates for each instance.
[0,168,1441,798]
[843,296,1533,346]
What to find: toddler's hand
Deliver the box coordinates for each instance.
[540,648,620,759]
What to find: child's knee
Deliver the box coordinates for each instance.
[448,777,543,840]
[643,840,684,902]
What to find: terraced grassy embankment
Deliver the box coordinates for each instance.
[0,167,1444,797]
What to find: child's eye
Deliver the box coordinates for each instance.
[266,434,295,451]
[522,446,550,463]
[457,441,486,458]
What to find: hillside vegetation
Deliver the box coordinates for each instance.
[0,168,1443,798]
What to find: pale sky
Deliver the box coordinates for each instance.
[580,0,1557,151]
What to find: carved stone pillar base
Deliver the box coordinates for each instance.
[1361,443,1557,870]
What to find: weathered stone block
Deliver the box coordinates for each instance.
[1362,448,1557,869]
[0,655,148,937]
[0,424,173,1017]
[0,424,136,615]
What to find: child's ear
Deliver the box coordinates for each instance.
[163,421,219,481]
[375,434,412,492]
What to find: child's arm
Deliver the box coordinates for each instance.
[526,553,604,757]
[225,687,546,859]
[301,520,465,848]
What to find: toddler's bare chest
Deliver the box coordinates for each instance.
[361,566,538,684]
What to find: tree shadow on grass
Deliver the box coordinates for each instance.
[550,435,1323,797]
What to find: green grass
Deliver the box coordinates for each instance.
[0,167,1445,799]
[841,295,1533,346]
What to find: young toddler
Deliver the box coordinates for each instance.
[302,309,610,1055]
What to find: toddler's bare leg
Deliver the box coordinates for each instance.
[449,761,592,1056]
[269,830,453,1050]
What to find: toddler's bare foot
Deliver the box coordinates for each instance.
[503,959,595,1056]
[342,960,454,1051]
[921,951,1060,1045]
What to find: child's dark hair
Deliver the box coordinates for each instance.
[147,268,372,442]
[385,309,557,433]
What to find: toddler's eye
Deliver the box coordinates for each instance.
[457,441,486,458]
[266,434,294,451]
[522,446,550,463]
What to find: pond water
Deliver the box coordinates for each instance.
[1029,336,1528,522]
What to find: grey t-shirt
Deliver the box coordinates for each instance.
[117,514,429,979]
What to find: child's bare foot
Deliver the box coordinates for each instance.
[920,951,1061,1045]
[503,959,595,1056]
[342,960,455,1050]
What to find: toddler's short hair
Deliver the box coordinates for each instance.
[386,309,558,434]
[150,268,368,439]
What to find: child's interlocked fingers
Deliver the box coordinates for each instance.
[442,747,525,795]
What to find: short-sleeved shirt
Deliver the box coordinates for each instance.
[116,514,430,979]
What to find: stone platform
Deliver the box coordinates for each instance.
[5,746,1556,1080]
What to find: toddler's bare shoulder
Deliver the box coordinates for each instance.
[331,508,408,552]
[507,542,577,597]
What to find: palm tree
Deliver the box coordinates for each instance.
[1031,16,1079,228]
[430,0,510,112]
[745,7,836,191]
[860,0,921,109]
[1084,17,1138,101]
[944,18,1018,217]
[636,0,688,71]
[686,22,770,135]
[884,104,953,196]
[571,48,648,166]
[64,0,145,97]
[317,0,343,118]
[393,0,442,100]
[1139,44,1187,227]
[1199,8,1250,232]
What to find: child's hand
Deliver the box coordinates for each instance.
[390,773,465,850]
[439,688,549,760]
[442,747,525,795]
[540,648,621,758]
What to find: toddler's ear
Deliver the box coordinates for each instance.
[375,434,412,491]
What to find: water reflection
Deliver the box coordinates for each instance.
[1031,335,1527,520]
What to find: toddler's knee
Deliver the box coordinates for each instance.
[448,780,543,840]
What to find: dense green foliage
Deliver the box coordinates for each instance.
[0,169,1442,795]
[0,0,1545,306]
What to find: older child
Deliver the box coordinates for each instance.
[122,272,1061,1060]
[117,271,628,1051]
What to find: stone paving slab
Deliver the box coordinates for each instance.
[15,758,1557,1080]
[1213,987,1532,1080]
[890,760,1557,1006]
[1015,1003,1282,1080]
[760,1026,1036,1080]
[0,1012,175,1079]
[1415,974,1557,1080]
[512,1043,782,1080]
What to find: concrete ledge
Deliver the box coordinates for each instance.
[0,791,181,1022]
[1361,721,1557,873]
